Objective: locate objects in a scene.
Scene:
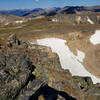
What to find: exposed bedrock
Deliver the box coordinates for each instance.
[0,35,100,100]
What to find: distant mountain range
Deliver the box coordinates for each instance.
[0,9,31,16]
[0,6,100,17]
[0,7,60,17]
[58,6,100,14]
[23,7,61,18]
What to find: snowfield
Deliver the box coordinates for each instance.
[90,30,100,45]
[37,38,100,84]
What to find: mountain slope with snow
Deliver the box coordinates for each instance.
[37,38,100,84]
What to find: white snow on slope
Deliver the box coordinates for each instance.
[37,38,100,84]
[52,18,58,22]
[15,20,24,24]
[90,30,100,45]
[87,17,94,24]
[5,23,9,26]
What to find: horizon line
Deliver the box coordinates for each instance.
[0,5,100,11]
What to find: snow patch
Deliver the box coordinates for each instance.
[87,17,94,24]
[90,30,100,45]
[77,16,81,24]
[37,38,100,84]
[15,20,24,24]
[52,18,58,22]
[5,23,9,26]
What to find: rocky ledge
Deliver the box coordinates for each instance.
[0,35,100,100]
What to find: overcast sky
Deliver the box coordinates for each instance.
[0,0,100,10]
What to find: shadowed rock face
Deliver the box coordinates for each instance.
[29,84,76,100]
[0,36,100,100]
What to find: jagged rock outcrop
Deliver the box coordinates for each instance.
[7,34,29,48]
[0,52,35,100]
[0,35,100,100]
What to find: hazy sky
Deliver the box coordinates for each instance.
[0,0,100,10]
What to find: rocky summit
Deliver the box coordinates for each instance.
[0,35,100,100]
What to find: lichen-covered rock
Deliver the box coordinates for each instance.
[82,86,100,100]
[0,36,100,100]
[71,76,93,92]
[0,53,35,100]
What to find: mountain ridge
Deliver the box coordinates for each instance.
[0,6,100,17]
